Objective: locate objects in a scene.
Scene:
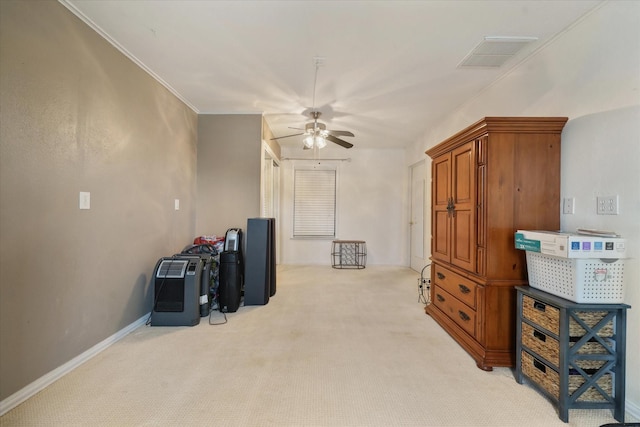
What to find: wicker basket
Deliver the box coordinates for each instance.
[570,311,614,337]
[569,337,614,356]
[568,362,613,402]
[522,351,613,402]
[522,322,559,366]
[521,351,559,399]
[522,296,560,334]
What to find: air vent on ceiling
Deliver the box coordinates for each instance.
[458,36,538,68]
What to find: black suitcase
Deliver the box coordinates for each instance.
[218,250,242,312]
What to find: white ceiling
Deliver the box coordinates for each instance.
[61,0,602,149]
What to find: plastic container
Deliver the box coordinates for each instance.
[525,251,625,303]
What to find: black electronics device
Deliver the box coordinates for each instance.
[218,251,242,312]
[217,228,244,312]
[244,218,276,306]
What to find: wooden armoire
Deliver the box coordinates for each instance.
[425,117,567,371]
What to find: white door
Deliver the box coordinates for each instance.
[410,160,426,272]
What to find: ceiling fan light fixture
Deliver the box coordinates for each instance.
[303,136,315,149]
[272,59,354,149]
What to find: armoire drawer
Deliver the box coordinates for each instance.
[433,264,477,309]
[433,286,476,337]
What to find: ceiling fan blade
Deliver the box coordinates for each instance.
[326,134,354,149]
[270,132,304,140]
[327,130,355,137]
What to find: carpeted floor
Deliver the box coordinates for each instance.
[0,265,636,426]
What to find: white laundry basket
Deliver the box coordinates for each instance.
[525,251,625,303]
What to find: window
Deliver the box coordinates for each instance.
[293,168,336,238]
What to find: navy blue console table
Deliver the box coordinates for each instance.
[515,286,630,423]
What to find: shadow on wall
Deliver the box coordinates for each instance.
[120,272,150,329]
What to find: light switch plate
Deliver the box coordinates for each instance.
[563,197,575,214]
[79,192,90,210]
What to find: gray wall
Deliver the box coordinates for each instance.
[196,114,264,236]
[0,0,198,400]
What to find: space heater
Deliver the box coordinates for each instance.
[151,255,210,326]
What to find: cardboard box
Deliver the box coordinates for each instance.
[515,230,626,259]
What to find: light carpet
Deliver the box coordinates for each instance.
[1,265,636,427]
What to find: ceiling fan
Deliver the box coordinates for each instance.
[272,111,354,149]
[271,58,355,149]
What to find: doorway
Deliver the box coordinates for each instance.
[261,142,280,264]
[409,160,426,272]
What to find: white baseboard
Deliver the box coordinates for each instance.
[0,313,150,416]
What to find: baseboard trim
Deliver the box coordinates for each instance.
[0,313,150,416]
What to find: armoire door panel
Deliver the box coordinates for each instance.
[452,209,474,270]
[432,210,450,262]
[452,143,473,205]
[451,142,475,271]
[433,155,450,208]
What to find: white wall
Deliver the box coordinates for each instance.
[407,1,640,417]
[280,144,408,266]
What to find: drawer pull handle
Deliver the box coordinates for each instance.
[436,294,445,302]
[437,272,445,280]
[533,301,546,312]
[532,358,546,373]
[458,311,470,322]
[533,330,547,342]
[458,284,471,294]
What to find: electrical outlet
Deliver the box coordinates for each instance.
[597,195,619,215]
[563,197,575,214]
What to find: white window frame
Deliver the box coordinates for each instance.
[292,162,339,239]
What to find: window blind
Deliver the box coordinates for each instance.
[293,169,336,237]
